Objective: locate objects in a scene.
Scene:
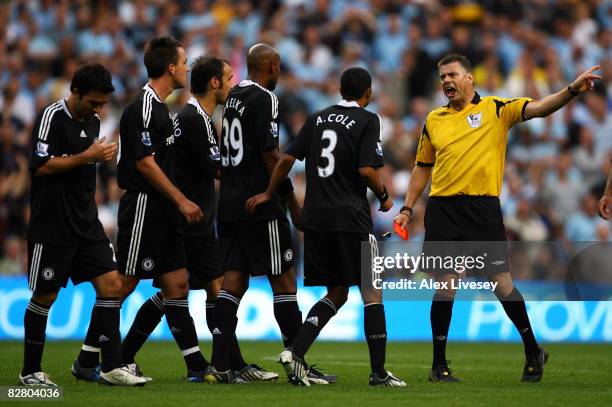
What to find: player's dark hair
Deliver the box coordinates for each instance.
[144,36,182,79]
[190,56,230,95]
[70,62,115,95]
[437,54,473,72]
[340,67,372,101]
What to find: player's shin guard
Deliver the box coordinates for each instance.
[431,293,454,368]
[273,293,302,347]
[291,297,337,359]
[207,300,246,371]
[364,303,387,377]
[164,296,208,372]
[497,287,539,357]
[77,312,100,368]
[22,300,50,376]
[211,290,241,372]
[93,297,122,372]
[121,291,164,364]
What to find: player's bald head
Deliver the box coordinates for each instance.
[247,43,279,73]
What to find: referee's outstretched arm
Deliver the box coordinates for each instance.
[523,65,601,119]
[394,165,431,229]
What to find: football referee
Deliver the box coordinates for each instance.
[394,54,600,383]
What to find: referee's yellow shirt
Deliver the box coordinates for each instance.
[416,92,532,197]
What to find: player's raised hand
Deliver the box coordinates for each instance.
[570,65,602,94]
[599,195,612,220]
[378,197,393,212]
[245,192,271,214]
[178,198,203,223]
[85,137,118,162]
[393,211,411,230]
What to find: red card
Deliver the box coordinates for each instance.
[394,222,409,240]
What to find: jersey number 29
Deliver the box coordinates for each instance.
[317,129,337,178]
[221,117,243,166]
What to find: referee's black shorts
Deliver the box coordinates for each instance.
[423,196,508,275]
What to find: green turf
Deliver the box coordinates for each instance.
[1,341,611,406]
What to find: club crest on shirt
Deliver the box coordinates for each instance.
[141,131,152,146]
[466,112,482,128]
[36,142,49,157]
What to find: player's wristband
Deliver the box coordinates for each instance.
[567,85,579,97]
[279,178,294,195]
[376,186,389,203]
[399,205,413,217]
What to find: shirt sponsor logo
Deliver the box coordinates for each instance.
[141,131,152,146]
[36,142,49,157]
[467,112,482,128]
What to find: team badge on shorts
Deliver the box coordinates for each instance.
[467,112,482,128]
[284,249,293,262]
[42,268,55,280]
[142,258,155,271]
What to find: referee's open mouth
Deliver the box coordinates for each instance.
[444,85,457,99]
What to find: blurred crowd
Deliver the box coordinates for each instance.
[1,0,612,278]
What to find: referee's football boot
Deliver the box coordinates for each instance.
[522,347,549,382]
[235,364,279,382]
[369,371,407,387]
[203,366,244,384]
[306,365,336,384]
[71,359,100,382]
[19,372,58,386]
[126,362,153,382]
[429,361,460,382]
[278,348,310,386]
[98,366,147,386]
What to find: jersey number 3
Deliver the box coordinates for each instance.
[221,117,244,166]
[317,129,337,178]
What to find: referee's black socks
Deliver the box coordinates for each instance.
[273,292,302,347]
[163,296,208,372]
[497,287,540,357]
[431,293,454,368]
[364,303,387,378]
[292,297,337,358]
[22,299,50,376]
[121,291,164,364]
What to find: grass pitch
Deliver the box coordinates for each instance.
[1,341,610,406]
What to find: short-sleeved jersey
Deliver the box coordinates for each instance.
[218,80,286,222]
[285,100,384,233]
[117,84,176,194]
[416,92,532,197]
[27,99,106,245]
[175,97,220,237]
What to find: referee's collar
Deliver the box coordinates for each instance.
[336,99,360,108]
[445,91,481,108]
